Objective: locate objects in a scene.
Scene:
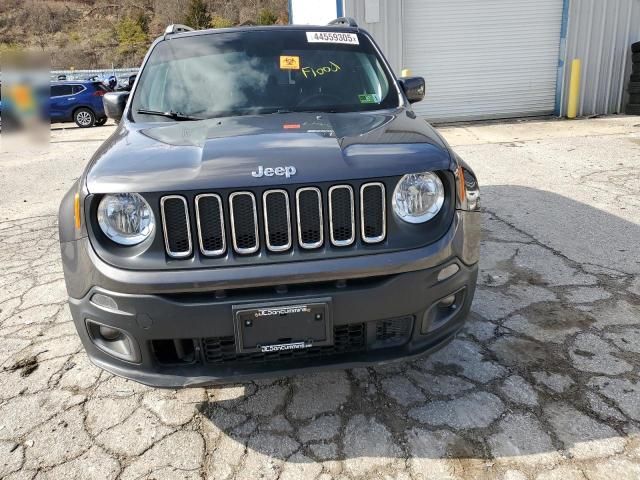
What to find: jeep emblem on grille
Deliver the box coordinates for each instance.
[251,165,297,178]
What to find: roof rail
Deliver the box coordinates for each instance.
[164,24,194,38]
[328,17,358,28]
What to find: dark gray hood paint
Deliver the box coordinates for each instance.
[86,109,453,194]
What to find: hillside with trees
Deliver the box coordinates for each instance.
[0,0,288,69]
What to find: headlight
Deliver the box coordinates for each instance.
[97,193,155,245]
[392,172,444,223]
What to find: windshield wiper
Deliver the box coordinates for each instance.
[136,109,202,121]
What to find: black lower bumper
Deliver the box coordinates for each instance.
[68,260,478,388]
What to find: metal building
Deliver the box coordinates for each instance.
[336,0,640,122]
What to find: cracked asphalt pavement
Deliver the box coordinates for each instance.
[0,117,639,479]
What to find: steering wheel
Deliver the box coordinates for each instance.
[296,93,342,108]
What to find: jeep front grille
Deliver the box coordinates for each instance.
[229,192,259,254]
[263,190,292,251]
[195,194,225,256]
[296,187,323,249]
[328,185,355,246]
[159,181,387,259]
[361,182,386,243]
[160,196,192,258]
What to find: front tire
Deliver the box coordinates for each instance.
[74,108,95,128]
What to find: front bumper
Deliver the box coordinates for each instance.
[62,211,480,387]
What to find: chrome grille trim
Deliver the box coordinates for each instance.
[160,195,192,258]
[295,187,324,249]
[360,182,386,244]
[229,191,259,255]
[263,189,292,252]
[328,185,355,247]
[195,193,226,257]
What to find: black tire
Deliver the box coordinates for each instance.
[626,104,640,115]
[94,117,107,126]
[633,63,640,74]
[631,74,640,82]
[633,52,640,63]
[633,41,640,53]
[629,82,640,94]
[629,95,640,104]
[74,108,95,128]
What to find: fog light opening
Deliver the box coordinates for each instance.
[421,287,467,334]
[98,325,122,341]
[438,295,456,309]
[85,319,140,363]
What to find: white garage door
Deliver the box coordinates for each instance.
[402,0,563,121]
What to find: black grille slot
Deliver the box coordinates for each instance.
[361,183,386,243]
[202,323,366,364]
[161,196,192,258]
[329,185,355,246]
[296,188,323,249]
[195,194,225,256]
[263,190,291,251]
[374,316,413,348]
[230,192,258,254]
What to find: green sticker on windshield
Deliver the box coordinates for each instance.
[358,93,379,104]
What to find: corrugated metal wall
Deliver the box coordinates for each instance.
[344,0,403,74]
[345,0,640,118]
[560,0,640,116]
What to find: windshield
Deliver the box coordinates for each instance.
[131,29,398,121]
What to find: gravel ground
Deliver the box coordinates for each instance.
[0,116,639,479]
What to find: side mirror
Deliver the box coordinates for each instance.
[103,92,129,123]
[399,77,426,104]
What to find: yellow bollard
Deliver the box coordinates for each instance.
[567,59,581,119]
[401,68,411,78]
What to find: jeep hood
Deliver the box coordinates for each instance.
[86,109,453,193]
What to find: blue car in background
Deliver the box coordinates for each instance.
[50,80,109,127]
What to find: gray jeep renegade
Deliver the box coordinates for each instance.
[58,18,481,387]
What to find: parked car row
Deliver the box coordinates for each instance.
[1,73,136,130]
[50,81,109,127]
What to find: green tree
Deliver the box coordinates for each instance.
[115,16,148,61]
[257,8,277,25]
[210,15,234,29]
[185,0,211,29]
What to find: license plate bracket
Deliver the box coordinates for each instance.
[233,298,332,353]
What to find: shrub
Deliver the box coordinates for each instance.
[210,15,234,29]
[185,0,211,29]
[257,8,277,25]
